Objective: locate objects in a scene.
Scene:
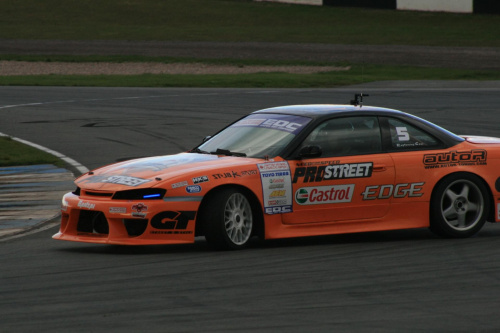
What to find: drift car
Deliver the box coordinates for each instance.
[53,96,500,250]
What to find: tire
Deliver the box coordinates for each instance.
[203,188,254,250]
[430,173,489,238]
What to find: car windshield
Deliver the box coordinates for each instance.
[196,113,312,158]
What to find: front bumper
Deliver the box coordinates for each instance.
[52,192,200,245]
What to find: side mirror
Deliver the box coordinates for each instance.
[297,145,322,159]
[202,136,212,143]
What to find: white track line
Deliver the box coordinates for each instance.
[0,132,89,174]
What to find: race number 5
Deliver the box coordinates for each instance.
[396,127,410,141]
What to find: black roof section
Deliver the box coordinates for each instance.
[253,104,464,147]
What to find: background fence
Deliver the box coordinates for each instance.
[255,0,500,14]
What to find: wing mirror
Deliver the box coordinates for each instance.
[297,145,322,159]
[202,136,212,142]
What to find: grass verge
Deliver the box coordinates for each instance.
[0,136,64,167]
[0,63,497,88]
[1,0,499,47]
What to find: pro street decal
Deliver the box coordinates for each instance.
[258,162,293,215]
[292,162,373,183]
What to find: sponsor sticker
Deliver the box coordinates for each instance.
[232,114,311,135]
[101,175,151,187]
[361,182,424,200]
[131,203,148,218]
[258,162,293,214]
[186,185,202,193]
[295,184,354,205]
[131,203,148,213]
[292,162,373,183]
[109,207,127,214]
[213,172,237,180]
[423,149,487,169]
[171,181,188,189]
[78,200,95,210]
[258,161,289,172]
[193,175,209,184]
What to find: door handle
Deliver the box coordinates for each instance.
[373,165,387,172]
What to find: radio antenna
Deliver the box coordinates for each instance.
[350,62,369,107]
[350,93,369,107]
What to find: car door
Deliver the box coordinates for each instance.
[381,116,445,202]
[282,116,395,225]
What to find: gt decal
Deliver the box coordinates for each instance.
[295,184,354,205]
[423,150,487,168]
[361,182,424,200]
[292,162,373,183]
[150,211,196,230]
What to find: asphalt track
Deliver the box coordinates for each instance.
[1,83,500,332]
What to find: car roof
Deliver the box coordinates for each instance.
[252,104,464,147]
[252,104,405,119]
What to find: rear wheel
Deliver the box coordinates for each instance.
[203,188,254,250]
[430,173,489,238]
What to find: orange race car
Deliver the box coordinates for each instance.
[53,95,500,250]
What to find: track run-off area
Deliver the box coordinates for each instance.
[1,82,500,332]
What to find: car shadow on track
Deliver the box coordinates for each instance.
[54,224,500,255]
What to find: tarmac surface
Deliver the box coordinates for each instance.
[0,164,75,240]
[2,85,500,332]
[1,80,500,240]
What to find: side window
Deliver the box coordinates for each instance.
[299,116,382,157]
[387,118,439,150]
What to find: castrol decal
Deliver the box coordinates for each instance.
[295,184,354,205]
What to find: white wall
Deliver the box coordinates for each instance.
[397,0,473,13]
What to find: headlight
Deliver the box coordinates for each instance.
[112,188,167,200]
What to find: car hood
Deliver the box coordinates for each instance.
[75,153,264,190]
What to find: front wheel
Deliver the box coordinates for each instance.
[203,188,254,250]
[430,173,489,238]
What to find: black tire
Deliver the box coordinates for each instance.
[203,188,254,250]
[430,173,489,238]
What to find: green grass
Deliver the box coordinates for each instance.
[1,0,499,47]
[0,136,64,167]
[2,1,499,164]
